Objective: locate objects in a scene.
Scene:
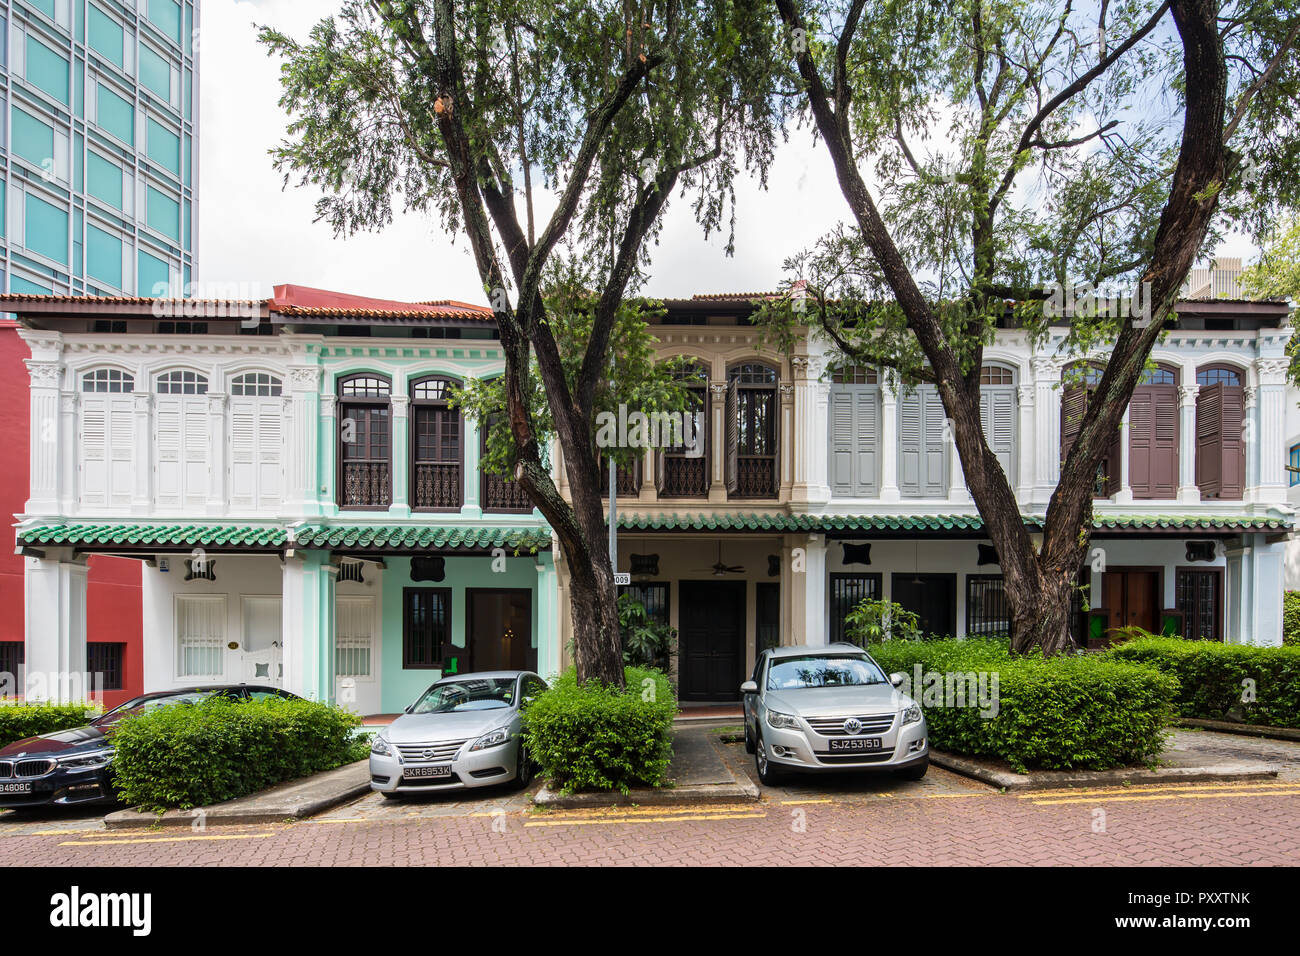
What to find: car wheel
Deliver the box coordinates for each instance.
[895,758,929,781]
[755,732,784,786]
[513,742,534,790]
[743,719,755,754]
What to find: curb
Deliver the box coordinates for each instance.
[533,776,760,808]
[1172,718,1300,742]
[929,750,1281,791]
[103,764,372,829]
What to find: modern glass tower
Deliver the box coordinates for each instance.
[0,0,197,297]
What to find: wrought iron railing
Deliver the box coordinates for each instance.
[341,460,391,508]
[413,461,461,509]
[734,456,777,498]
[483,472,533,512]
[660,455,708,497]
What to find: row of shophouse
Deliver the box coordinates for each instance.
[0,283,1296,710]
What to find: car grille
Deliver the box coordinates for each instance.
[395,740,468,762]
[12,759,56,778]
[805,714,895,736]
[0,762,9,779]
[814,750,896,764]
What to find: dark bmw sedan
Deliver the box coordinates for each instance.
[0,684,296,809]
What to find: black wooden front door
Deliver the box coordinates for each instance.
[466,589,535,672]
[678,581,745,701]
[890,573,957,638]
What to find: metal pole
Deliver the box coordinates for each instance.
[608,452,617,585]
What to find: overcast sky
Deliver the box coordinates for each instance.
[200,0,1254,307]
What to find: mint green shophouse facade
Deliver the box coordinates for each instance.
[1,0,197,297]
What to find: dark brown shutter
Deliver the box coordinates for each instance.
[1219,385,1245,499]
[724,376,739,493]
[1129,388,1153,497]
[1152,386,1179,497]
[1196,383,1223,496]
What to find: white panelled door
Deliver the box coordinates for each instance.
[335,596,379,715]
[241,596,283,686]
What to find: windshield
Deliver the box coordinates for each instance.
[411,678,517,715]
[95,690,222,725]
[766,656,886,691]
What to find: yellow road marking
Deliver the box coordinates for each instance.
[59,833,276,846]
[525,812,767,827]
[1018,780,1290,799]
[920,792,990,799]
[1030,787,1300,806]
[779,799,833,805]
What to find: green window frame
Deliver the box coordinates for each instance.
[88,5,125,69]
[24,192,69,265]
[25,34,70,104]
[85,224,123,289]
[96,82,134,145]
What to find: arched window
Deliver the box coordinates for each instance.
[338,373,392,509]
[726,362,778,498]
[410,376,462,510]
[231,372,283,397]
[829,364,880,497]
[1195,364,1246,499]
[657,361,709,498]
[1061,363,1118,498]
[229,373,284,510]
[1130,364,1179,499]
[82,368,134,392]
[156,370,208,394]
[979,364,1017,481]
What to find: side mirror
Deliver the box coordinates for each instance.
[889,672,906,688]
[740,680,759,696]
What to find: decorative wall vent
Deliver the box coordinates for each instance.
[184,559,216,582]
[977,544,1000,566]
[629,553,659,576]
[841,542,872,566]
[339,561,365,583]
[411,556,446,582]
[1185,540,1216,563]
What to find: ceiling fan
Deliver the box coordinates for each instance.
[691,542,746,576]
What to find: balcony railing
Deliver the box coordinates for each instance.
[413,461,461,509]
[734,456,777,498]
[600,461,641,498]
[483,472,533,512]
[660,456,708,497]
[341,461,391,508]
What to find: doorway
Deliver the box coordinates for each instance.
[240,596,282,686]
[678,580,746,701]
[467,589,535,672]
[890,574,957,637]
[1102,568,1162,640]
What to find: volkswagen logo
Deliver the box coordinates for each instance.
[843,717,863,736]
[422,748,436,760]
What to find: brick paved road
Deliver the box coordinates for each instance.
[2,778,1298,866]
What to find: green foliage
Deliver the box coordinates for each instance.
[1284,591,1300,647]
[617,595,676,671]
[1243,214,1300,302]
[522,666,676,793]
[869,638,1176,771]
[843,597,922,644]
[1106,636,1300,728]
[0,702,98,748]
[110,696,366,811]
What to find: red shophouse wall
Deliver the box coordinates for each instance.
[0,320,142,708]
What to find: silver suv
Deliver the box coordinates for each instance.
[741,644,928,785]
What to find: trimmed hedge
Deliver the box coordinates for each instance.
[0,701,98,748]
[1284,591,1300,646]
[1106,636,1300,728]
[868,639,1177,771]
[523,666,676,794]
[111,695,367,810]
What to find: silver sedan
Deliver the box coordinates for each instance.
[742,645,929,785]
[368,671,547,797]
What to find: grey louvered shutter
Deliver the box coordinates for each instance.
[899,390,923,497]
[922,387,948,496]
[829,390,855,497]
[855,389,879,495]
[980,388,1017,479]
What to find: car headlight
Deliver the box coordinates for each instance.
[766,710,800,730]
[58,749,114,769]
[370,734,393,757]
[902,703,922,726]
[469,726,512,751]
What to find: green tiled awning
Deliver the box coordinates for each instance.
[290,524,551,552]
[19,523,288,548]
[614,512,1291,534]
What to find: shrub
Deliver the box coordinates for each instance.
[1107,636,1300,728]
[0,701,98,748]
[867,639,1176,771]
[844,598,922,644]
[523,666,676,794]
[618,594,677,671]
[1284,591,1300,646]
[110,695,366,811]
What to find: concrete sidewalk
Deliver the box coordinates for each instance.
[104,760,371,829]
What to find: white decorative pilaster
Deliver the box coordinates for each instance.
[462,416,483,518]
[24,359,63,516]
[281,551,338,702]
[1254,358,1288,505]
[1243,384,1260,502]
[778,381,795,499]
[286,364,322,517]
[319,394,337,513]
[949,424,971,503]
[1031,356,1062,504]
[23,551,89,703]
[205,391,227,515]
[879,371,901,502]
[389,394,411,517]
[708,381,727,503]
[1016,383,1035,502]
[800,534,827,646]
[790,355,830,508]
[1177,384,1201,503]
[1113,406,1133,503]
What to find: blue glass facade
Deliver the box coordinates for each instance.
[0,0,197,296]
